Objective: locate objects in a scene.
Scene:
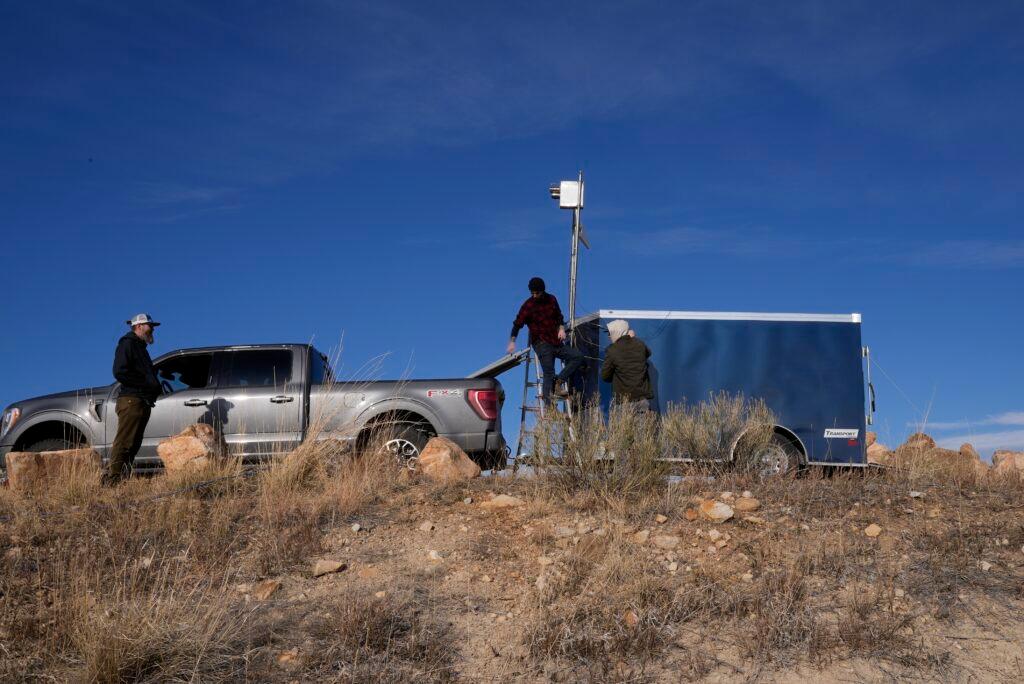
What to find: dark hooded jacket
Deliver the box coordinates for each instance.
[112,332,161,403]
[600,336,653,401]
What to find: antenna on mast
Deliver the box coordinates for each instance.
[548,170,589,343]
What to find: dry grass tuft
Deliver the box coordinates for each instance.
[306,592,455,683]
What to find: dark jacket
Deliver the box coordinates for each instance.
[600,336,652,401]
[113,332,161,403]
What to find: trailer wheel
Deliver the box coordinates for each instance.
[754,434,802,477]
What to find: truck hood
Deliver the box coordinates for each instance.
[7,385,114,408]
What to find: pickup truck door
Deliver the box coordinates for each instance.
[104,351,217,466]
[212,348,303,461]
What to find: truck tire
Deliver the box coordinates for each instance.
[26,437,83,453]
[754,433,802,477]
[379,423,431,468]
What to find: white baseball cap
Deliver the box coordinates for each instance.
[126,313,161,327]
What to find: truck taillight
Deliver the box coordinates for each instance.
[467,389,499,421]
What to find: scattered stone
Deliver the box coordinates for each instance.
[419,521,436,532]
[481,574,492,583]
[351,523,362,533]
[463,497,474,504]
[979,561,993,572]
[741,572,753,582]
[655,514,668,524]
[417,437,481,482]
[357,567,380,579]
[375,591,386,598]
[652,534,681,550]
[313,560,347,577]
[459,525,469,532]
[684,508,699,522]
[253,579,281,601]
[720,491,734,500]
[668,561,678,572]
[715,540,728,549]
[864,524,882,538]
[699,500,734,523]
[894,588,906,598]
[428,550,444,561]
[909,491,925,499]
[480,494,525,510]
[623,610,640,628]
[734,497,760,512]
[632,530,650,544]
[707,529,723,542]
[705,545,718,555]
[537,556,554,566]
[277,648,299,665]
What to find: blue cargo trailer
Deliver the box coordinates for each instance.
[569,310,871,468]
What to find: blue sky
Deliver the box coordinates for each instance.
[3,1,1022,456]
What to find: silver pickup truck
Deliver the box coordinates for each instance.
[0,343,507,472]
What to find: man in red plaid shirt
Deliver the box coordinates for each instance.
[506,277,584,402]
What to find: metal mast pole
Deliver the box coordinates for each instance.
[567,169,583,343]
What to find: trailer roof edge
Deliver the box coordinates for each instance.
[586,310,862,324]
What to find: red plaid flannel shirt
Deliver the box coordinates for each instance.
[511,293,565,346]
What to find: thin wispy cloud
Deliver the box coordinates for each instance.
[915,411,1024,431]
[132,183,238,206]
[937,429,1024,452]
[902,240,1024,269]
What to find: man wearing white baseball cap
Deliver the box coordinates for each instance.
[105,313,162,485]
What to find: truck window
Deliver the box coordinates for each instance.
[221,350,293,388]
[156,353,213,393]
[309,348,335,384]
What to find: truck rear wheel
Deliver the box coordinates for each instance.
[379,423,432,469]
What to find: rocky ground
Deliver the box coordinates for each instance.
[2,433,1024,682]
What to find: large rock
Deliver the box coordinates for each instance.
[157,424,225,473]
[892,441,986,479]
[417,437,481,482]
[993,450,1024,475]
[866,441,892,465]
[904,432,937,450]
[5,448,102,491]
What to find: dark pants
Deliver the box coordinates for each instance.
[107,395,151,482]
[533,341,584,401]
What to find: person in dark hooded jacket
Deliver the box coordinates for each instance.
[106,313,162,484]
[600,319,653,410]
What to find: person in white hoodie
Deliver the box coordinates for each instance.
[600,319,653,411]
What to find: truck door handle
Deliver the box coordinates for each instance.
[270,396,294,404]
[183,399,208,407]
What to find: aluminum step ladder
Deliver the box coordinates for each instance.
[514,348,575,463]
